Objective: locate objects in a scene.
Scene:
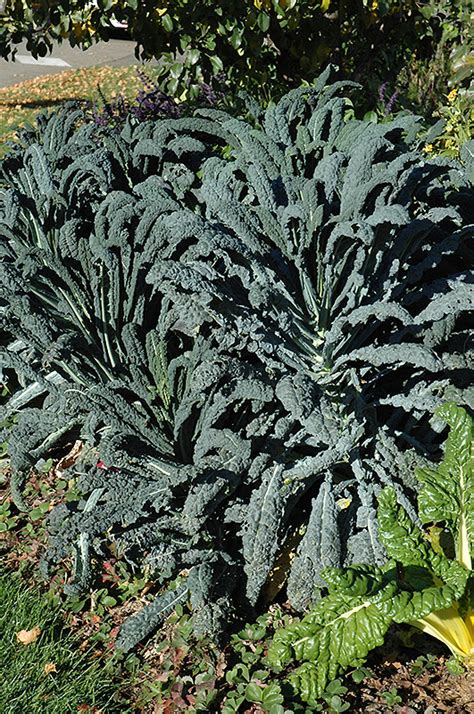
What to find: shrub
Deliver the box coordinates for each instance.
[0,1,472,113]
[421,88,474,161]
[0,71,472,649]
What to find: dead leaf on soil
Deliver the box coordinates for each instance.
[16,626,41,645]
[53,440,84,476]
[215,651,227,679]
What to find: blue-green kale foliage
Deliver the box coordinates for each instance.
[0,70,472,649]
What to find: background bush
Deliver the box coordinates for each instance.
[1,0,472,115]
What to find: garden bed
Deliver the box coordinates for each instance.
[0,60,472,712]
[1,448,473,712]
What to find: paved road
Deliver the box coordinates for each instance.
[0,36,146,88]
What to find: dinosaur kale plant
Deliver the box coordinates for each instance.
[268,403,474,706]
[0,68,472,650]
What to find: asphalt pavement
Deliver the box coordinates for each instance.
[0,36,145,88]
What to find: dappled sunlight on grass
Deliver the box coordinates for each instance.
[0,65,142,152]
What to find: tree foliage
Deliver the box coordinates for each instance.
[0,1,472,106]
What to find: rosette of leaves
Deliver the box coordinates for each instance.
[267,403,474,706]
[0,72,472,649]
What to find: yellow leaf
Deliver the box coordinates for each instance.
[321,0,331,11]
[16,626,41,645]
[44,662,58,674]
[447,88,458,103]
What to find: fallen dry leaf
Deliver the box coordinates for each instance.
[44,662,58,674]
[16,626,41,645]
[215,651,227,679]
[53,440,84,477]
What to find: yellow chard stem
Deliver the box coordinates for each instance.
[457,462,472,571]
[411,605,474,660]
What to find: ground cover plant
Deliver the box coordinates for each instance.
[0,68,473,662]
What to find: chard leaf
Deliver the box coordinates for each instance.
[416,403,473,569]
[268,483,470,705]
[268,586,393,703]
[377,486,468,592]
[268,560,463,704]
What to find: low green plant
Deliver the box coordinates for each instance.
[445,655,467,675]
[223,612,286,713]
[0,570,133,713]
[410,653,438,676]
[268,403,474,706]
[381,687,403,706]
[0,499,14,531]
[422,88,474,159]
[350,666,373,684]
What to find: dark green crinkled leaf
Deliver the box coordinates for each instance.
[1,73,472,645]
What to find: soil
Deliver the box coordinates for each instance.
[346,635,474,714]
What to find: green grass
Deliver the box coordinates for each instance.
[0,569,131,713]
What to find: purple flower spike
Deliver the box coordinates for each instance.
[385,90,399,116]
[378,81,388,104]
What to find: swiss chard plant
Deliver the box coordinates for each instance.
[0,69,472,649]
[268,402,474,706]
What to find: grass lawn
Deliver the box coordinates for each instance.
[0,569,133,714]
[0,65,143,155]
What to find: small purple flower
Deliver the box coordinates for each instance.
[90,66,228,130]
[131,87,181,121]
[378,81,388,104]
[384,90,398,116]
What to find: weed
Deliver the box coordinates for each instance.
[381,687,403,706]
[410,654,438,676]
